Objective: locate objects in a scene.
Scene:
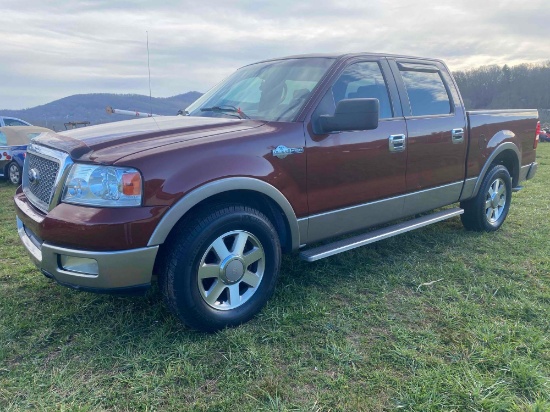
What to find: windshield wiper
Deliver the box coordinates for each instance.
[199,105,249,119]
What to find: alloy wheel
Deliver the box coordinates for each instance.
[197,230,265,310]
[485,177,507,223]
[9,164,20,184]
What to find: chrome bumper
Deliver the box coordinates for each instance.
[17,216,158,292]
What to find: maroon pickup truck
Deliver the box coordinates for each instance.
[14,53,539,331]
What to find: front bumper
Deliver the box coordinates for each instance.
[17,216,158,294]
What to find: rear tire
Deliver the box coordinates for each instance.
[8,162,21,185]
[159,204,281,332]
[460,164,512,232]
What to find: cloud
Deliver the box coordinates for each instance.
[0,0,548,109]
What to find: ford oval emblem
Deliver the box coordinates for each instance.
[28,168,40,185]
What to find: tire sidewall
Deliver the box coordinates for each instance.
[169,208,281,331]
[477,165,512,231]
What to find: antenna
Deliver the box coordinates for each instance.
[146,31,152,115]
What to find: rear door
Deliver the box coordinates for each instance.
[389,59,468,214]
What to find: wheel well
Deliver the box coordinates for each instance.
[160,190,292,255]
[491,150,519,186]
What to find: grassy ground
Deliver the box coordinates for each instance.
[1,146,549,411]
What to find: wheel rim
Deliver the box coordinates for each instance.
[197,230,265,311]
[485,177,507,223]
[9,164,20,184]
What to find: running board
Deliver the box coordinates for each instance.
[300,207,464,262]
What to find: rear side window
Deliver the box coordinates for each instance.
[399,69,451,116]
[0,132,6,145]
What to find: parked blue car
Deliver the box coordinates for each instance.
[0,126,52,185]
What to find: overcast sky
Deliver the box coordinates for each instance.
[1,0,548,110]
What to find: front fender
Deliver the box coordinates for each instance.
[147,177,301,250]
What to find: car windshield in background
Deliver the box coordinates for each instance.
[185,58,335,122]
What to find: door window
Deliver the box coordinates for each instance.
[312,61,393,133]
[330,62,393,119]
[399,69,451,116]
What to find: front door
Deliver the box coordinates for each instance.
[305,59,408,242]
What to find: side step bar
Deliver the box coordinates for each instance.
[300,207,464,262]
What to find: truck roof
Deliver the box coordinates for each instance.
[250,52,445,66]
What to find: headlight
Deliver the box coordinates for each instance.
[62,164,142,207]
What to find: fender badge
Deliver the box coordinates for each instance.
[272,145,304,159]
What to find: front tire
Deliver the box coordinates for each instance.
[8,162,21,185]
[460,164,512,232]
[160,204,281,332]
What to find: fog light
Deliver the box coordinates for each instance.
[59,255,99,276]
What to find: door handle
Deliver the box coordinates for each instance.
[451,128,464,144]
[389,134,406,152]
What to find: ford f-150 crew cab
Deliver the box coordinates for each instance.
[14,53,539,331]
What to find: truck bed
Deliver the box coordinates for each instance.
[466,109,539,182]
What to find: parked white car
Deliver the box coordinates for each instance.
[0,116,32,127]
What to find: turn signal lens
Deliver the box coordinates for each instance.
[122,172,142,196]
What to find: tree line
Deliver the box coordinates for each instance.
[453,62,550,124]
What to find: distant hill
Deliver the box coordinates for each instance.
[0,92,203,131]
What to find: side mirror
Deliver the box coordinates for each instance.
[319,98,379,133]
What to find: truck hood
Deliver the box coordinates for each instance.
[33,116,266,163]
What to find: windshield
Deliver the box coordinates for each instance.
[185,58,335,122]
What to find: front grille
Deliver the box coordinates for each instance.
[26,153,60,207]
[23,144,71,213]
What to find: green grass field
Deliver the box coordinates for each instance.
[1,146,549,411]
